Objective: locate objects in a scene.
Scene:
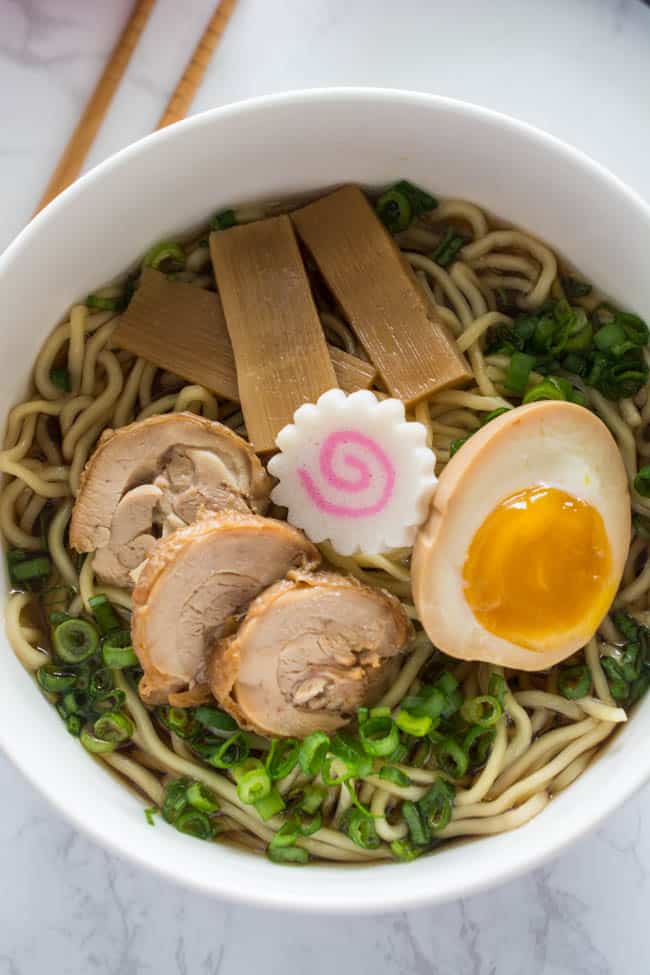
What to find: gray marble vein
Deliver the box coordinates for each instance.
[2,0,650,972]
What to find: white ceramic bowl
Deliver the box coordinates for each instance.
[2,88,650,913]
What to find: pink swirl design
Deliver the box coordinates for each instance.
[298,429,395,518]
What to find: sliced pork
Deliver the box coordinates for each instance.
[131,511,320,706]
[209,571,413,737]
[70,413,272,587]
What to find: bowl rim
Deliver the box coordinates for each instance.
[3,86,650,913]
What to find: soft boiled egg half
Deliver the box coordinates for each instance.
[412,401,630,671]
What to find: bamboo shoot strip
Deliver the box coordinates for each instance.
[210,216,338,452]
[112,268,239,401]
[112,269,375,407]
[329,346,377,391]
[292,185,472,404]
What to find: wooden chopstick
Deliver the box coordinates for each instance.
[34,0,238,216]
[157,0,239,129]
[34,0,156,215]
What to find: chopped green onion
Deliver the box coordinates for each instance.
[463,725,495,768]
[9,553,51,584]
[210,209,237,231]
[401,687,446,722]
[402,800,431,847]
[85,294,123,312]
[634,466,650,498]
[144,807,157,826]
[93,710,133,744]
[418,778,455,832]
[561,275,592,300]
[449,437,468,457]
[175,808,215,840]
[612,610,639,643]
[298,731,330,776]
[359,714,400,757]
[505,351,536,396]
[488,672,507,706]
[236,764,271,805]
[50,366,70,391]
[618,310,649,346]
[295,808,322,836]
[162,778,190,824]
[341,808,381,850]
[267,844,309,865]
[558,664,591,700]
[156,706,200,740]
[376,189,412,233]
[481,408,510,425]
[194,705,238,734]
[80,727,117,754]
[270,821,300,849]
[431,227,465,268]
[207,731,250,768]
[186,781,219,813]
[460,695,502,728]
[89,594,121,635]
[143,241,185,272]
[564,309,592,353]
[102,630,138,668]
[53,618,100,663]
[64,713,82,736]
[327,734,372,779]
[435,738,469,779]
[287,783,326,816]
[379,765,412,788]
[594,322,627,352]
[600,657,629,701]
[93,687,126,713]
[523,376,575,405]
[265,738,299,781]
[393,180,437,214]
[396,710,432,737]
[255,788,286,821]
[390,839,424,862]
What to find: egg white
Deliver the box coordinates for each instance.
[412,401,631,671]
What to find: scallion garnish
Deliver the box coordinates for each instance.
[558,664,591,700]
[53,618,100,664]
[376,188,412,233]
[358,714,400,757]
[143,240,186,272]
[504,351,535,396]
[102,630,138,668]
[634,466,650,498]
[265,738,300,781]
[255,788,286,821]
[341,808,381,850]
[85,294,124,312]
[206,731,250,768]
[402,800,431,847]
[176,809,215,840]
[89,594,121,635]
[431,227,465,268]
[460,694,502,728]
[418,778,454,832]
[435,738,469,779]
[298,731,330,776]
[395,710,432,737]
[378,765,412,788]
[186,781,219,813]
[210,209,237,231]
[8,552,51,585]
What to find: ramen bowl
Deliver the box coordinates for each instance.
[2,88,650,913]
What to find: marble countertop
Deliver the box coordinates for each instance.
[2,0,650,971]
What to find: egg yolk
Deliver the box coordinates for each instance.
[462,486,614,650]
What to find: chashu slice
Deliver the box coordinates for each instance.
[70,412,272,588]
[132,511,320,706]
[209,571,413,737]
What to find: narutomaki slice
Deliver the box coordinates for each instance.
[209,571,413,737]
[132,512,320,706]
[70,413,272,588]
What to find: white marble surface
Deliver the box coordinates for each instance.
[2,0,650,971]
